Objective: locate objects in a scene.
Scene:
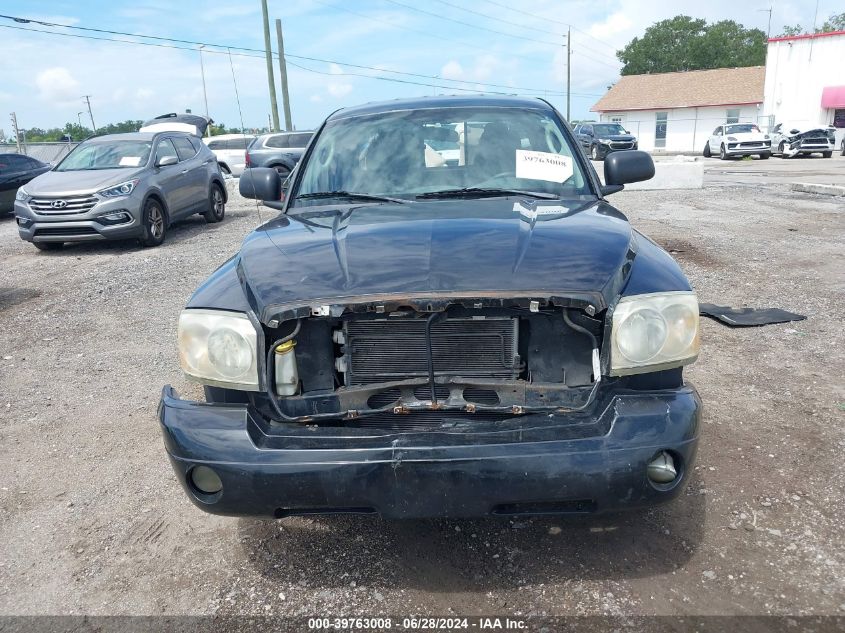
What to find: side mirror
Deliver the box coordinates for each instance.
[239,167,282,201]
[602,150,655,195]
[156,155,178,167]
[789,129,800,135]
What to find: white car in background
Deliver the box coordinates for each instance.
[204,134,256,177]
[770,123,835,158]
[703,123,771,160]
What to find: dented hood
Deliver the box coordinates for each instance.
[237,198,634,320]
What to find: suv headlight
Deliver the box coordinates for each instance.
[598,138,612,144]
[610,292,699,375]
[98,179,140,198]
[178,309,260,390]
[15,188,29,201]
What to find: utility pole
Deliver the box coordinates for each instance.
[566,27,571,122]
[261,0,280,132]
[82,95,97,133]
[77,111,84,127]
[10,112,22,153]
[275,19,293,132]
[199,45,210,137]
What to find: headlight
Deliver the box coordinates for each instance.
[98,179,140,198]
[178,309,260,390]
[15,188,29,201]
[598,138,611,144]
[610,292,699,375]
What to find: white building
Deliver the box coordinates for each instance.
[591,66,765,153]
[762,30,845,146]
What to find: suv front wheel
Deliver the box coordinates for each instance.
[139,198,167,247]
[203,183,226,224]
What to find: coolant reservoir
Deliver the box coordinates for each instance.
[274,340,299,396]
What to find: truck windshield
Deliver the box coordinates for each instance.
[292,106,591,206]
[56,140,152,171]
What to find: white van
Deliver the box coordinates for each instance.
[204,134,256,177]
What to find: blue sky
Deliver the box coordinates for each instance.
[0,0,830,133]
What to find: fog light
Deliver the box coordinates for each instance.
[97,211,131,225]
[647,451,677,484]
[16,217,32,228]
[190,466,223,494]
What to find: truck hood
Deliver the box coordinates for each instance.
[24,168,145,196]
[237,197,635,321]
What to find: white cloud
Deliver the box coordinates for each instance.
[440,60,464,80]
[35,67,81,103]
[588,12,633,39]
[310,94,323,102]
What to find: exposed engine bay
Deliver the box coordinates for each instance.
[253,301,604,430]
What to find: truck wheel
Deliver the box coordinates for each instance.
[139,198,166,247]
[33,242,63,251]
[272,165,290,177]
[759,152,770,159]
[590,145,601,161]
[719,144,728,160]
[703,142,711,157]
[822,151,832,158]
[203,183,226,223]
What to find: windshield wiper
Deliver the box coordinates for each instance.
[296,191,407,204]
[415,188,560,200]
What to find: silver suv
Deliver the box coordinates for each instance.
[15,131,227,250]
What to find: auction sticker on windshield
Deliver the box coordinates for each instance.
[119,156,142,167]
[515,150,573,183]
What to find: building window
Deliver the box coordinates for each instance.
[655,112,668,149]
[726,108,740,124]
[834,109,845,128]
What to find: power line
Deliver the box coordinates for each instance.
[474,0,622,50]
[0,14,604,96]
[0,22,605,99]
[378,0,620,69]
[310,0,552,64]
[381,0,563,47]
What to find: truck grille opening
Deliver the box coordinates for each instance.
[344,317,519,386]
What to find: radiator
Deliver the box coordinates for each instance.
[343,317,519,385]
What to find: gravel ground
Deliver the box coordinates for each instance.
[0,173,843,620]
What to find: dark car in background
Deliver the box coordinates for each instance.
[15,120,226,250]
[575,123,638,161]
[244,130,314,177]
[160,95,701,520]
[0,154,51,214]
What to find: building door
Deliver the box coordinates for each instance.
[655,112,668,149]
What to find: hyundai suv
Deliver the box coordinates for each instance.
[15,127,227,250]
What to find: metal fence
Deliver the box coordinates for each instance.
[0,142,79,164]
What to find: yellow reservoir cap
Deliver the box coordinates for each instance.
[275,340,296,354]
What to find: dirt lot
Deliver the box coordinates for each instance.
[0,159,843,621]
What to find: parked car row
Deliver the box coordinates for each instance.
[702,122,836,159]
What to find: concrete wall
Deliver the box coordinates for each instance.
[598,104,762,153]
[763,32,845,146]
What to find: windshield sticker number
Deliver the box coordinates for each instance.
[119,156,142,167]
[515,150,573,183]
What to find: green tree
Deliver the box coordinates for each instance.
[777,11,845,36]
[617,15,766,75]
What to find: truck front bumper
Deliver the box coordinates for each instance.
[158,384,701,519]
